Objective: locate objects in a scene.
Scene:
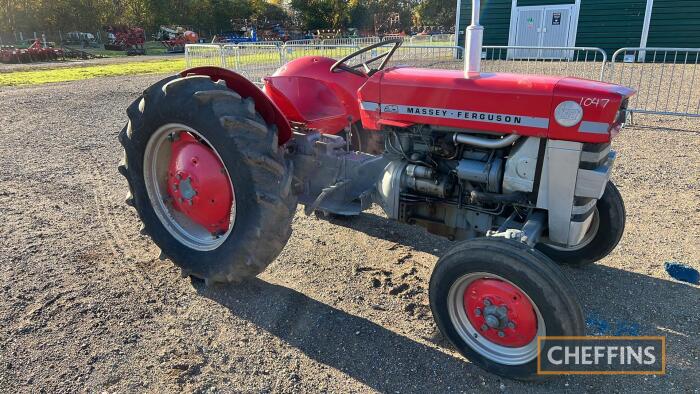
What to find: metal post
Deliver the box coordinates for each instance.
[464,0,484,77]
[638,0,654,62]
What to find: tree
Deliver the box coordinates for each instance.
[413,0,455,28]
[252,0,289,26]
[290,0,348,30]
[0,0,459,40]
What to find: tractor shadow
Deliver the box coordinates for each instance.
[325,211,453,256]
[196,270,698,392]
[195,213,699,390]
[197,278,501,393]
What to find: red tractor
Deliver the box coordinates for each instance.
[118,5,632,380]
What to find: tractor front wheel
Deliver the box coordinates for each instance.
[537,181,626,267]
[118,75,297,284]
[429,238,584,380]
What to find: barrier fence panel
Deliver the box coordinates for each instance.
[354,37,382,46]
[431,34,455,44]
[282,44,359,63]
[321,38,355,46]
[609,47,700,117]
[185,44,225,68]
[382,35,403,42]
[387,46,464,70]
[234,45,284,84]
[186,43,605,84]
[238,41,283,47]
[408,35,432,45]
[285,39,319,46]
[185,44,700,118]
[481,46,608,81]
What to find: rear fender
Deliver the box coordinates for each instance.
[180,67,292,145]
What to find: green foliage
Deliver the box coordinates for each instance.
[290,0,349,30]
[0,0,280,35]
[0,0,455,37]
[413,0,456,28]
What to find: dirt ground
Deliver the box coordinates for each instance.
[0,74,698,393]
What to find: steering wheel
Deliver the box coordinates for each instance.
[330,39,403,77]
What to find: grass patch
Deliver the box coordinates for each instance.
[80,41,169,58]
[0,58,186,87]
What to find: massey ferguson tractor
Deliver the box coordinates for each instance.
[118,2,632,380]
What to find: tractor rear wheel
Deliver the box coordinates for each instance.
[429,238,584,380]
[118,75,297,284]
[537,181,626,267]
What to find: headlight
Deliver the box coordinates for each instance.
[554,100,584,127]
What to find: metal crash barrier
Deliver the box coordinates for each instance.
[481,46,608,81]
[185,42,700,118]
[610,47,700,118]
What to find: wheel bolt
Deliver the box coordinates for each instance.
[474,308,481,316]
[481,324,488,331]
[498,331,505,338]
[483,299,491,306]
[508,322,515,329]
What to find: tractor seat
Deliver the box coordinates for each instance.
[263,76,349,134]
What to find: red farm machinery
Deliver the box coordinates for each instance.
[1,38,64,64]
[118,0,633,380]
[156,26,199,54]
[104,26,146,55]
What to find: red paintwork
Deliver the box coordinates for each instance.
[551,77,633,141]
[263,76,349,133]
[181,67,292,144]
[167,133,233,234]
[464,278,537,348]
[186,59,633,144]
[359,68,635,143]
[265,56,367,127]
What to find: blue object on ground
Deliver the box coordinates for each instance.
[664,261,700,285]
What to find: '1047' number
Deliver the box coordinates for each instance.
[580,97,610,108]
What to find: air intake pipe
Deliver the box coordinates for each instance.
[453,133,520,149]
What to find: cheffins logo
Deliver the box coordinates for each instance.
[537,336,666,375]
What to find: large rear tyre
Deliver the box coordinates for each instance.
[537,181,626,267]
[429,238,584,380]
[118,75,297,284]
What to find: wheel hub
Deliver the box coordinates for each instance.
[464,278,537,347]
[167,132,232,235]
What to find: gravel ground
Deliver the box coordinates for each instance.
[0,74,698,393]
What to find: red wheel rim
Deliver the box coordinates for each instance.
[143,124,235,251]
[167,132,233,235]
[463,278,538,347]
